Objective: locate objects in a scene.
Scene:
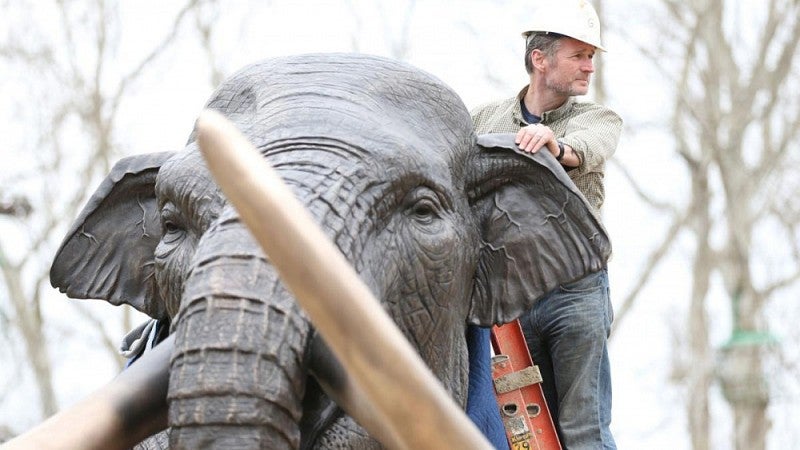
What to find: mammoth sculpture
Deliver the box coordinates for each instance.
[47,53,610,448]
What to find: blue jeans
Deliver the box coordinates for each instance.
[519,269,615,450]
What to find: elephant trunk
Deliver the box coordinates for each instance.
[172,110,494,449]
[168,209,311,449]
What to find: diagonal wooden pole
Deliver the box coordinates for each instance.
[3,335,173,450]
[194,109,492,450]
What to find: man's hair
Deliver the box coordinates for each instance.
[524,33,563,74]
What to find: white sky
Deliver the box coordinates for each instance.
[2,1,798,448]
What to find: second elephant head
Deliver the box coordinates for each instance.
[51,53,610,448]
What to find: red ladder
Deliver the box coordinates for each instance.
[490,320,562,450]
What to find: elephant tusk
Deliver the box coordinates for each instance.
[195,109,493,450]
[3,335,173,450]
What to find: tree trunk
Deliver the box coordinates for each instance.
[2,261,57,417]
[719,289,770,450]
[687,170,712,450]
[729,344,769,450]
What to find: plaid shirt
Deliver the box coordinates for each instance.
[471,86,622,216]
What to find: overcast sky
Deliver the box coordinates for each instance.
[2,1,797,448]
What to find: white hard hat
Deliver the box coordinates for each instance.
[522,0,606,51]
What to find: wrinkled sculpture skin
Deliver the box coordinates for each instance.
[50,53,610,449]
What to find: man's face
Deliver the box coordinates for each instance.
[543,37,596,96]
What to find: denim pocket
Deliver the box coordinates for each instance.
[559,270,605,294]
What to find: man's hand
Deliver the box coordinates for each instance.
[515,124,560,156]
[515,124,581,167]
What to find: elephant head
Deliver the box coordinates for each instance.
[50,53,610,448]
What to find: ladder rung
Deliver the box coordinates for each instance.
[493,365,543,394]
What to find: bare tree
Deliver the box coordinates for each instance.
[344,0,418,60]
[191,0,227,88]
[0,0,220,434]
[612,1,800,449]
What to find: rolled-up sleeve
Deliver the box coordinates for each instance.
[559,105,623,176]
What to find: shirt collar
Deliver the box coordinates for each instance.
[515,85,576,125]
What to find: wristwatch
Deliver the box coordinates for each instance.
[556,140,565,161]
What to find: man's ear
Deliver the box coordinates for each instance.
[531,48,547,72]
[467,134,611,325]
[50,152,173,320]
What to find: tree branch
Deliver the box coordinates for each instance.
[611,205,691,335]
[609,158,676,213]
[110,0,205,115]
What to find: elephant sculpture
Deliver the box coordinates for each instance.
[49,53,610,448]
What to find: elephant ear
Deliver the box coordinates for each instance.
[50,152,173,320]
[468,133,611,325]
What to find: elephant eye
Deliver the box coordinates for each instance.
[164,220,180,233]
[404,188,443,225]
[411,199,437,222]
[160,203,186,244]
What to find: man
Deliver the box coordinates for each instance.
[471,1,622,448]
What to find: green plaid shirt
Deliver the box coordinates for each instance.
[471,86,622,216]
